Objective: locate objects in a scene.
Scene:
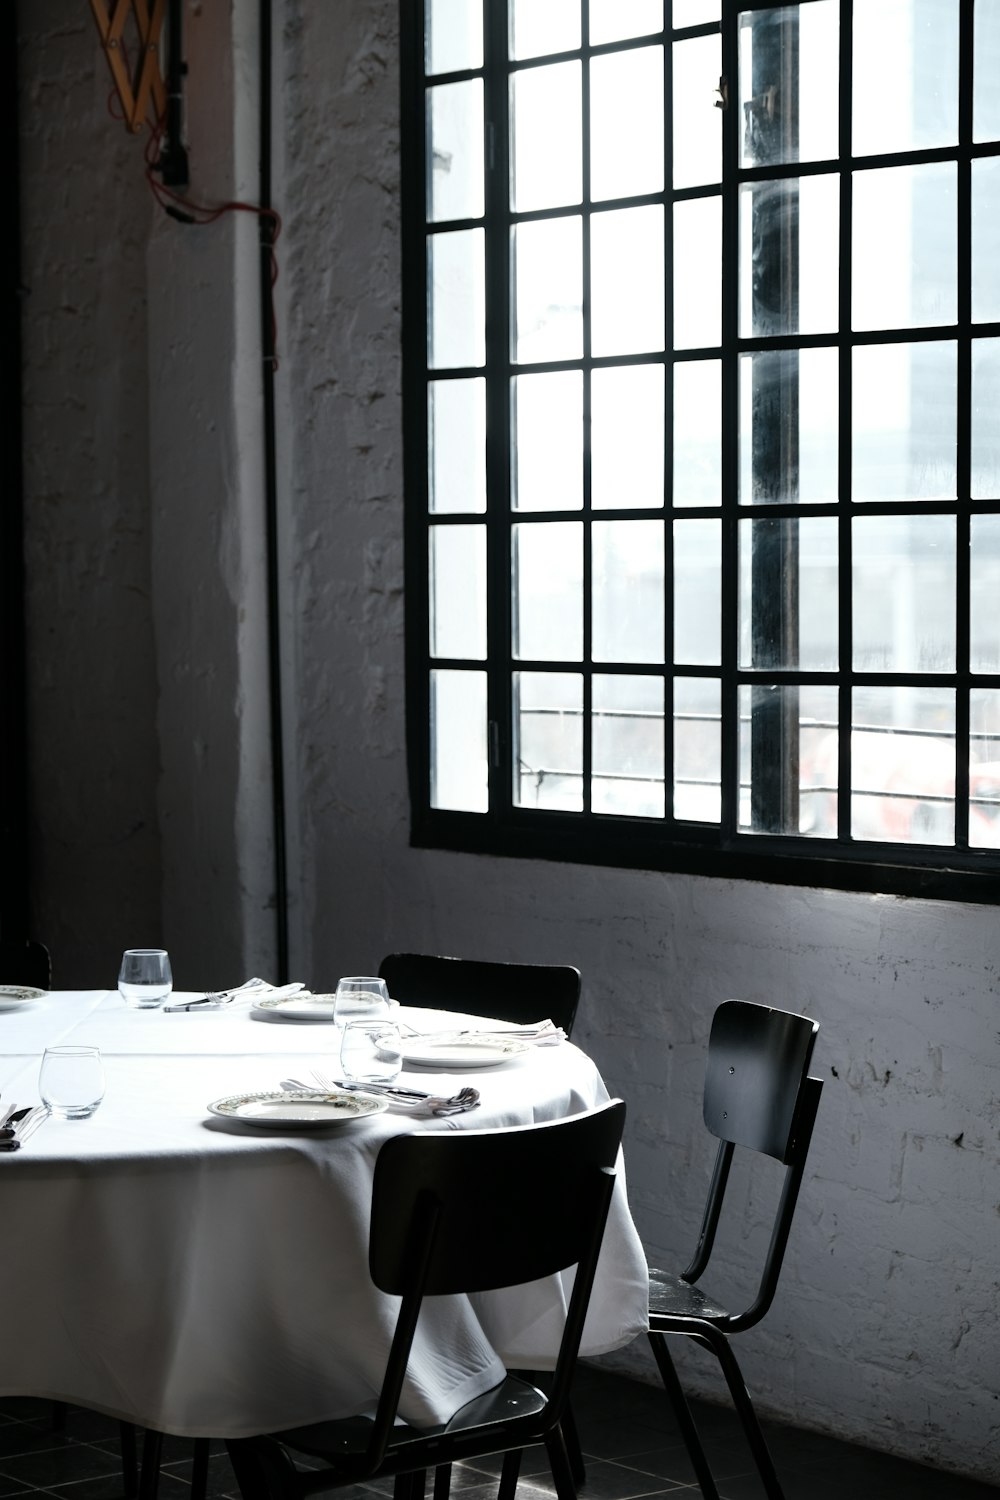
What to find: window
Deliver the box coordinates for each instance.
[401,0,1000,902]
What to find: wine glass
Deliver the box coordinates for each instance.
[119,949,173,1009]
[333,975,390,1024]
[39,1046,105,1119]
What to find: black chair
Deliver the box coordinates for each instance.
[646,1000,823,1500]
[224,1100,626,1500]
[378,953,581,1038]
[0,938,51,988]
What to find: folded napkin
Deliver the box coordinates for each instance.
[164,978,308,1012]
[435,1019,567,1047]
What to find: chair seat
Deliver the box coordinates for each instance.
[647,1269,731,1325]
[272,1375,549,1477]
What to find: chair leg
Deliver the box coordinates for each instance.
[647,1332,721,1500]
[191,1437,211,1500]
[120,1421,139,1498]
[497,1450,522,1500]
[432,1464,453,1500]
[561,1401,586,1488]
[701,1331,786,1500]
[139,1429,164,1500]
[543,1421,579,1500]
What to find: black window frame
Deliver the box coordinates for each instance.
[400,0,1000,906]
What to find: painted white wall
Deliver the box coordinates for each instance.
[17,0,1000,1484]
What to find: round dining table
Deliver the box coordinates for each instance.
[0,988,649,1439]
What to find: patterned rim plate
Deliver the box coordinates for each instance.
[400,1037,531,1069]
[252,996,401,1021]
[0,986,46,1010]
[207,1088,389,1129]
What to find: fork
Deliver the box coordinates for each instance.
[0,1106,50,1152]
[298,1072,480,1115]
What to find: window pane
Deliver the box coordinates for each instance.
[428,229,485,368]
[590,0,663,46]
[672,35,721,190]
[674,0,718,22]
[852,515,956,672]
[852,163,956,332]
[430,525,486,659]
[739,176,839,337]
[674,359,720,507]
[431,669,488,812]
[739,348,839,504]
[974,0,1000,142]
[593,521,665,663]
[674,677,720,822]
[513,372,582,512]
[591,206,665,356]
[739,684,840,836]
[514,672,583,810]
[852,342,956,502]
[739,3,838,167]
[429,378,486,513]
[513,218,583,363]
[511,0,580,59]
[739,517,838,672]
[972,338,1000,499]
[593,675,665,817]
[853,0,958,156]
[674,519,720,665]
[592,364,664,510]
[428,80,484,223]
[970,690,1000,848]
[425,0,482,74]
[511,63,581,213]
[971,515,1000,671]
[850,687,955,844]
[513,522,583,660]
[972,158,1000,324]
[674,197,721,349]
[591,48,664,203]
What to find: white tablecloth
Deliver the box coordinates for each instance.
[0,991,648,1438]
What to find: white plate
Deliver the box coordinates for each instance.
[400,1036,531,1069]
[0,985,46,1011]
[207,1088,389,1129]
[252,995,401,1022]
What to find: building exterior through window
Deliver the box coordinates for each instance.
[401,0,1000,902]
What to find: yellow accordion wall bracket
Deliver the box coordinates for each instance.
[89,0,167,133]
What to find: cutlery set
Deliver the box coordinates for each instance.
[280,1075,480,1116]
[164,979,307,1012]
[0,1104,50,1151]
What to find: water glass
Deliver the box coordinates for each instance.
[340,1019,403,1085]
[333,975,390,1024]
[119,949,172,1009]
[39,1046,105,1119]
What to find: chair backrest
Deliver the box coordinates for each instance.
[685,1000,822,1331]
[378,952,581,1037]
[0,940,51,989]
[365,1101,625,1462]
[703,1000,818,1163]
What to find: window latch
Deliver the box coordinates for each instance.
[714,74,729,110]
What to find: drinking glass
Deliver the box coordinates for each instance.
[339,1019,403,1085]
[39,1046,105,1119]
[333,975,390,1024]
[118,949,172,1009]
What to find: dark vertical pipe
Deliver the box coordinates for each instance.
[161,0,189,187]
[259,0,289,981]
[1,10,31,945]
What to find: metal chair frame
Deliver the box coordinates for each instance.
[646,1000,823,1500]
[225,1101,626,1500]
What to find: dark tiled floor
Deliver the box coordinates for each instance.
[0,1364,995,1500]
